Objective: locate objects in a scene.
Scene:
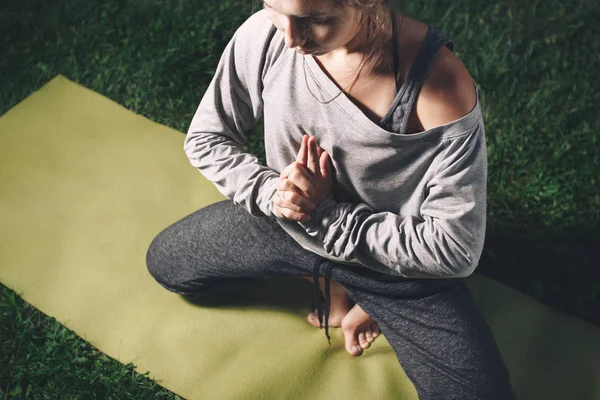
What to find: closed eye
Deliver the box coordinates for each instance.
[312,18,334,26]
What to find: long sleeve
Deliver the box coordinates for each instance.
[299,125,488,279]
[183,11,281,218]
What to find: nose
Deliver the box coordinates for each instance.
[282,17,306,48]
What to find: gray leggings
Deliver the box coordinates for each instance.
[146,200,515,400]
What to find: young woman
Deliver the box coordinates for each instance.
[146,0,516,398]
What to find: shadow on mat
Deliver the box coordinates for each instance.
[178,264,600,399]
[180,277,315,312]
[175,224,600,399]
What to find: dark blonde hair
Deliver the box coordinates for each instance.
[256,0,403,92]
[338,0,401,75]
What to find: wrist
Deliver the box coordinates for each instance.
[301,195,336,229]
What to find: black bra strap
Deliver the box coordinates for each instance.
[379,25,454,133]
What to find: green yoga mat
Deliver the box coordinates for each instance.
[1,75,599,400]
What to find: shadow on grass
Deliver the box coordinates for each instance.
[470,223,600,399]
[478,223,600,327]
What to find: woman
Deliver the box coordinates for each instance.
[146,0,516,398]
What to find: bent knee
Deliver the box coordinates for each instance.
[145,231,215,296]
[145,232,186,294]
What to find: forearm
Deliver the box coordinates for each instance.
[184,130,280,218]
[299,196,484,278]
[183,10,281,218]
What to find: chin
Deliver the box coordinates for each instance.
[303,48,330,56]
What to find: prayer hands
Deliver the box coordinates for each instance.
[272,135,334,222]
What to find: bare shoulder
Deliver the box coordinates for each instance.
[413,46,477,131]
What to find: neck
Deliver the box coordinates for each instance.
[340,19,370,56]
[317,22,370,69]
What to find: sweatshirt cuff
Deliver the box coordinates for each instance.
[256,175,280,219]
[299,195,337,232]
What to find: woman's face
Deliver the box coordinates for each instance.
[262,0,363,56]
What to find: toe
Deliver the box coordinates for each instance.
[365,331,374,342]
[346,339,362,356]
[343,329,363,356]
[349,344,363,356]
[358,332,370,349]
[346,342,363,356]
[307,310,321,328]
[372,323,380,337]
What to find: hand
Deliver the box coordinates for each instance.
[287,135,333,206]
[272,135,333,221]
[272,135,316,221]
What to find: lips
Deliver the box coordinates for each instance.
[295,43,318,54]
[296,47,317,55]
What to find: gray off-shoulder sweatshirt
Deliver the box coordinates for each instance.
[183,10,488,279]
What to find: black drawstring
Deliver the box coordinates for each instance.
[311,258,334,345]
[311,257,323,330]
[323,262,334,345]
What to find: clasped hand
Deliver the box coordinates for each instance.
[272,135,334,222]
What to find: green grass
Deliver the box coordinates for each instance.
[1,0,599,397]
[0,288,184,399]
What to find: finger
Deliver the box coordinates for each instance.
[277,178,312,201]
[296,135,308,165]
[272,195,311,222]
[287,169,316,198]
[273,196,285,219]
[306,136,319,175]
[277,178,307,197]
[281,163,316,197]
[272,191,302,213]
[277,207,311,222]
[317,146,323,160]
[320,150,332,181]
[274,186,315,213]
[281,161,306,180]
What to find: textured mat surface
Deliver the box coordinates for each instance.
[1,75,599,400]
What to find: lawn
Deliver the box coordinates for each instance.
[1,0,599,397]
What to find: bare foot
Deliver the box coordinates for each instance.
[301,277,353,328]
[341,303,380,356]
[299,276,380,356]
